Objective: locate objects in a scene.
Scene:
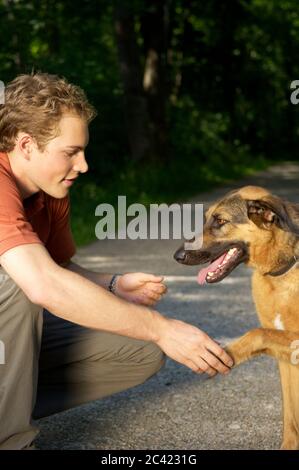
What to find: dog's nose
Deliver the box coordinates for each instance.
[174,248,187,263]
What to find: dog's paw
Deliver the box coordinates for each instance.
[225,329,264,367]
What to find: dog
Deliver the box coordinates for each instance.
[174,185,299,450]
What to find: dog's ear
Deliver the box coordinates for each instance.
[246,197,288,230]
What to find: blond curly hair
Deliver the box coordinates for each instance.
[0,72,97,152]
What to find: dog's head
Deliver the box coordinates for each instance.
[174,186,299,284]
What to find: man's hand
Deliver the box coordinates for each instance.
[155,317,234,376]
[115,272,167,306]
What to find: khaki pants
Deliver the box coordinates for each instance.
[0,267,165,449]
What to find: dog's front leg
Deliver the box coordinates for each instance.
[226,328,299,449]
[279,362,299,450]
[225,328,299,366]
[225,328,265,366]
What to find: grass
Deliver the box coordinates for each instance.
[70,152,272,247]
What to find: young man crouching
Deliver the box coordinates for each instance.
[0,73,233,449]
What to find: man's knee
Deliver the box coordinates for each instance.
[137,341,166,381]
[0,274,42,334]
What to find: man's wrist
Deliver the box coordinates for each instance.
[148,309,168,344]
[108,273,121,294]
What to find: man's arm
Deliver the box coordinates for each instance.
[61,260,113,290]
[0,244,233,375]
[61,261,167,306]
[1,244,159,341]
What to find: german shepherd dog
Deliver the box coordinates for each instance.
[174,186,299,450]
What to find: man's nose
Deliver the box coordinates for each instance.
[73,153,89,174]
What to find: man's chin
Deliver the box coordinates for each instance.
[43,184,70,198]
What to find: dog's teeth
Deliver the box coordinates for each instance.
[208,271,213,275]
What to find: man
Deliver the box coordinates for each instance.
[0,73,233,450]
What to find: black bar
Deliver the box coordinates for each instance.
[0,450,298,466]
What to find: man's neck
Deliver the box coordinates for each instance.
[7,151,39,200]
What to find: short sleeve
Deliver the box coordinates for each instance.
[0,173,44,257]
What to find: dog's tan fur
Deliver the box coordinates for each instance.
[176,186,299,449]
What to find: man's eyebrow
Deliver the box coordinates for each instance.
[64,145,86,150]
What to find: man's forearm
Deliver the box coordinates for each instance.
[40,264,165,343]
[65,261,113,290]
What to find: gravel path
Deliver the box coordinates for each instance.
[36,162,299,450]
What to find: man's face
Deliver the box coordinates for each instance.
[28,114,89,199]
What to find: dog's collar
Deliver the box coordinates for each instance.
[265,255,298,277]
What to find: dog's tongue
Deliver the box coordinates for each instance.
[197,253,227,285]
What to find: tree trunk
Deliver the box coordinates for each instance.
[114,4,152,163]
[141,0,170,162]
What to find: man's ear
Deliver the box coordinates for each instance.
[17,133,35,159]
[246,198,286,230]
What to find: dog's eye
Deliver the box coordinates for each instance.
[217,219,227,226]
[213,216,228,227]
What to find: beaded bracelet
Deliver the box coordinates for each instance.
[108,273,120,294]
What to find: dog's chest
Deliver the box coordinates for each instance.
[252,271,299,331]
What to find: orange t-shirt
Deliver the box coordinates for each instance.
[0,152,76,264]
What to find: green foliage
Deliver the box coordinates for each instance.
[0,0,297,245]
